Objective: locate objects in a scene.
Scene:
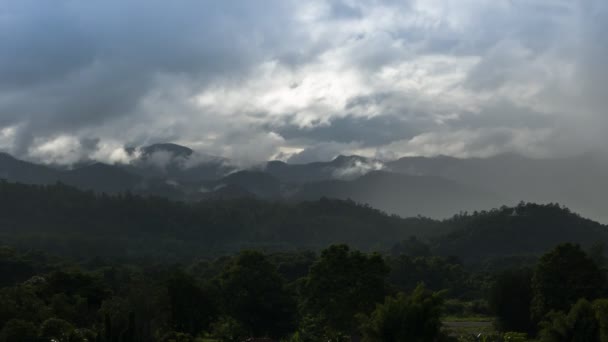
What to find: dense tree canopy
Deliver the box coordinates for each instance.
[361,285,446,342]
[218,251,296,339]
[0,181,608,341]
[531,244,606,321]
[301,244,389,335]
[489,268,535,334]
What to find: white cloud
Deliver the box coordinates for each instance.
[0,0,606,164]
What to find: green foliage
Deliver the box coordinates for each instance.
[285,315,331,342]
[2,209,607,342]
[489,268,535,333]
[40,317,76,342]
[159,331,195,342]
[503,332,528,342]
[532,244,605,321]
[437,203,608,261]
[361,285,446,342]
[0,284,51,328]
[209,316,247,342]
[98,299,150,342]
[301,244,389,334]
[218,251,296,339]
[0,319,39,342]
[388,255,472,298]
[167,270,217,336]
[391,236,432,257]
[539,299,600,342]
[593,299,608,342]
[0,181,442,258]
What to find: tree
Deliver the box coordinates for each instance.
[391,236,432,257]
[532,243,605,321]
[0,319,39,342]
[301,244,389,335]
[210,316,248,342]
[594,299,608,342]
[40,318,75,342]
[167,270,217,336]
[539,299,600,342]
[0,285,51,329]
[589,243,608,271]
[388,255,468,295]
[218,250,296,338]
[159,331,195,342]
[489,268,535,333]
[361,285,446,342]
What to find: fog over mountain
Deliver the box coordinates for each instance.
[4,2,608,341]
[2,142,608,223]
[1,2,608,218]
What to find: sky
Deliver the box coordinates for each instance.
[0,0,607,165]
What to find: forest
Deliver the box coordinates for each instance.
[1,182,608,341]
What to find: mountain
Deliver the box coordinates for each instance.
[213,171,282,199]
[265,155,381,183]
[0,153,61,184]
[125,143,235,182]
[386,153,608,222]
[0,181,444,257]
[4,145,608,223]
[140,143,193,158]
[294,170,503,218]
[433,202,608,261]
[0,181,606,262]
[60,163,142,193]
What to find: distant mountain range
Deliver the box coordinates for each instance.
[0,180,606,261]
[1,143,608,222]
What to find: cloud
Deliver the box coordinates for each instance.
[286,141,363,164]
[0,0,606,164]
[332,159,385,180]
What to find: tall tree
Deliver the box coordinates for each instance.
[489,268,535,333]
[361,285,446,342]
[218,251,296,339]
[167,270,217,336]
[301,244,389,335]
[539,299,600,342]
[531,243,605,321]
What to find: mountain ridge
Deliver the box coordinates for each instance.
[2,144,608,222]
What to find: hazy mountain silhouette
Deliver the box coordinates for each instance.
[265,155,379,182]
[140,143,194,158]
[0,152,61,184]
[0,181,605,260]
[3,144,608,222]
[60,163,142,193]
[387,153,608,222]
[125,143,235,182]
[294,170,503,218]
[201,170,283,199]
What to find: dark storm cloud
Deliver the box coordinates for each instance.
[0,0,301,153]
[0,0,607,163]
[275,114,424,147]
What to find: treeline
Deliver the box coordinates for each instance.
[0,181,443,259]
[2,181,608,262]
[1,242,607,341]
[0,243,473,341]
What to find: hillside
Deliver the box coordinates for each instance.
[294,170,504,218]
[0,181,444,259]
[4,145,608,223]
[0,181,607,263]
[433,202,608,260]
[387,153,608,222]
